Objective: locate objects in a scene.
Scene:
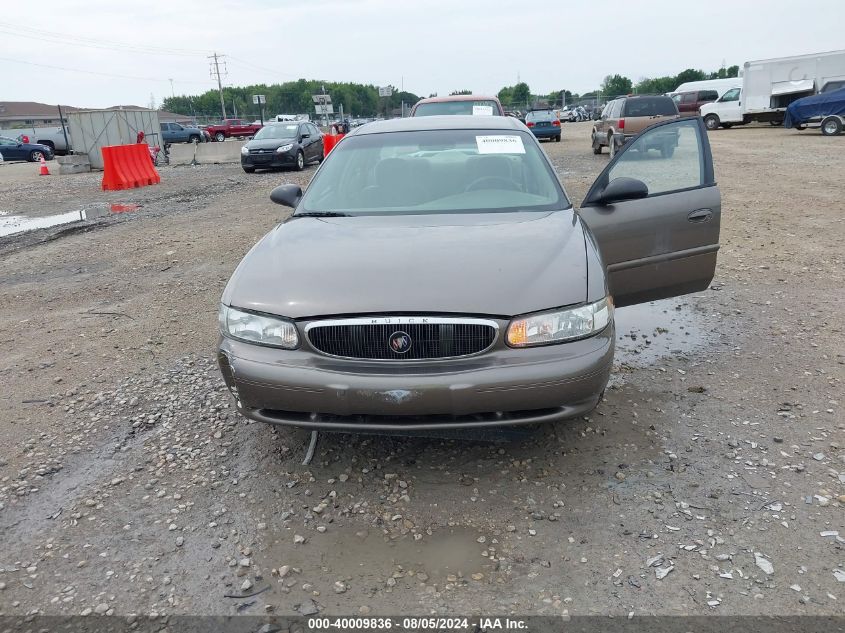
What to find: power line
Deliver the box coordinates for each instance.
[0,21,211,56]
[227,56,300,79]
[0,55,214,85]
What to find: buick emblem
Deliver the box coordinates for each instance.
[389,331,412,354]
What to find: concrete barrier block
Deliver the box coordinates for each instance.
[57,154,91,174]
[196,140,246,164]
[169,144,197,166]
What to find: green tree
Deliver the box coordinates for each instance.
[726,65,740,78]
[674,68,708,85]
[635,76,676,95]
[600,74,632,98]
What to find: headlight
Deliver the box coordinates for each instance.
[240,146,249,155]
[219,305,299,349]
[506,298,612,347]
[275,143,294,153]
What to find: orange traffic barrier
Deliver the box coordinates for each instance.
[39,155,50,176]
[323,133,345,156]
[101,144,161,191]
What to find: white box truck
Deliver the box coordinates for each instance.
[700,49,845,130]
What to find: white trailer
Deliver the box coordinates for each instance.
[700,49,845,129]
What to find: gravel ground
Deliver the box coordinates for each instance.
[0,122,843,618]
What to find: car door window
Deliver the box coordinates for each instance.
[720,88,740,102]
[607,118,704,196]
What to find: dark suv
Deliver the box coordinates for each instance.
[671,90,719,117]
[591,95,680,157]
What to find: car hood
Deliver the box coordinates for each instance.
[222,210,588,319]
[245,138,298,150]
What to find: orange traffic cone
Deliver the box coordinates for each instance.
[39,155,50,176]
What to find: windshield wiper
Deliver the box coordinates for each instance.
[293,211,350,218]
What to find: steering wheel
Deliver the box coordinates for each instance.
[464,176,521,193]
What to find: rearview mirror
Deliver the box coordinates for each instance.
[300,133,310,139]
[269,184,303,208]
[596,177,648,205]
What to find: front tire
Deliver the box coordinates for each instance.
[188,135,200,143]
[295,150,305,171]
[29,150,44,162]
[555,135,561,142]
[242,166,255,173]
[821,116,843,136]
[704,114,720,131]
[591,132,602,154]
[215,132,225,142]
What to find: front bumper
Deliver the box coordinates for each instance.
[217,324,613,431]
[241,152,296,168]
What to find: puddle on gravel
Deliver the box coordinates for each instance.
[262,526,490,582]
[0,203,140,238]
[614,298,708,366]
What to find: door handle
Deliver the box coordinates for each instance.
[688,208,713,223]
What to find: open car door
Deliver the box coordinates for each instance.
[578,117,720,308]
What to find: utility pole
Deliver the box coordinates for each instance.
[208,52,227,120]
[169,78,175,98]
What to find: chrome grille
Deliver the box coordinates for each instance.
[305,317,498,360]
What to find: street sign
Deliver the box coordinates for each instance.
[252,94,266,105]
[315,104,334,115]
[378,86,393,98]
[311,94,332,104]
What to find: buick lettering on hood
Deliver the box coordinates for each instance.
[217,115,720,432]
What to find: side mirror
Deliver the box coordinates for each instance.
[596,177,648,205]
[269,184,303,208]
[300,133,310,140]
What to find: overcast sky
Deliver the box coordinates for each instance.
[2,0,843,110]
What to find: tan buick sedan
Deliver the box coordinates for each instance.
[217,115,720,432]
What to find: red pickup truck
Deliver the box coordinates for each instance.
[205,119,263,142]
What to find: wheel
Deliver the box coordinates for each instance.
[821,116,843,136]
[295,150,305,171]
[608,135,616,159]
[555,135,561,142]
[29,150,44,162]
[769,120,783,126]
[242,166,255,173]
[795,123,807,131]
[214,132,225,142]
[704,114,720,131]
[591,132,602,154]
[660,144,675,158]
[188,135,200,143]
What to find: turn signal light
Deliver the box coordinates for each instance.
[507,320,528,346]
[618,118,625,130]
[526,122,535,127]
[552,120,560,126]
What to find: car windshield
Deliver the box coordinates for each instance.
[298,129,568,215]
[254,124,299,140]
[623,97,677,116]
[414,100,499,116]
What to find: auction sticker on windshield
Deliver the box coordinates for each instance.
[472,105,494,116]
[476,135,525,154]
